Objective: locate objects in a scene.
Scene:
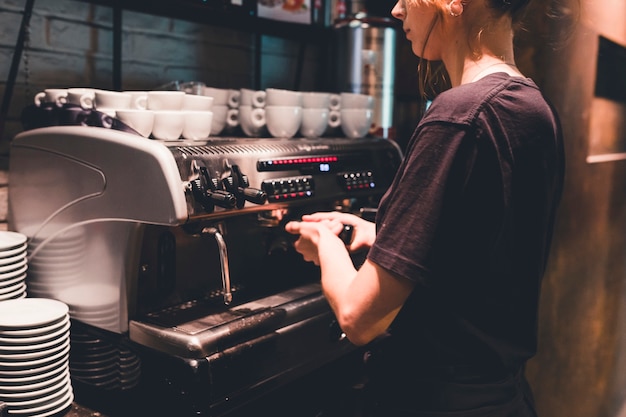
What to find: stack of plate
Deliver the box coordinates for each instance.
[0,298,73,416]
[26,228,86,298]
[0,231,28,301]
[70,327,141,392]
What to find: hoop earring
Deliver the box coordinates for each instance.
[449,2,463,17]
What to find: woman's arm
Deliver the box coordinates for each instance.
[285,219,415,346]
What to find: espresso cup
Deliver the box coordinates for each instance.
[340,92,374,109]
[151,110,184,141]
[66,88,95,109]
[228,89,240,108]
[265,88,303,107]
[115,109,154,138]
[265,105,302,139]
[239,88,266,108]
[329,93,341,111]
[210,105,229,135]
[34,89,68,107]
[123,91,148,110]
[182,94,214,111]
[238,105,267,137]
[300,108,329,139]
[302,92,331,109]
[182,111,213,141]
[147,91,186,111]
[340,108,373,139]
[94,90,132,110]
[328,109,341,129]
[204,87,231,106]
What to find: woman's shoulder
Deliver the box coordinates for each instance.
[421,73,544,127]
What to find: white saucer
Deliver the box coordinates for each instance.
[0,315,68,338]
[0,372,70,400]
[0,244,27,259]
[0,358,67,384]
[0,264,28,281]
[3,384,72,412]
[0,367,67,393]
[0,232,27,251]
[0,281,26,296]
[0,273,27,288]
[0,338,69,363]
[0,298,68,329]
[0,320,70,345]
[0,329,70,353]
[0,344,70,371]
[0,284,26,301]
[0,258,27,274]
[0,253,26,267]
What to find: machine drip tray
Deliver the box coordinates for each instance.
[129,283,329,358]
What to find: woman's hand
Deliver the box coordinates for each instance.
[284,220,335,265]
[298,212,376,253]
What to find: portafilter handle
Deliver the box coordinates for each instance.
[202,226,233,305]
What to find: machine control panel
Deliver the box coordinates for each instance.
[337,171,375,191]
[262,176,315,202]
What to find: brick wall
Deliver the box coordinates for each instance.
[0,0,326,230]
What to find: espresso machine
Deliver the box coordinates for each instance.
[8,123,402,416]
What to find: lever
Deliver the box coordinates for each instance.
[191,166,237,211]
[202,226,232,305]
[222,164,267,208]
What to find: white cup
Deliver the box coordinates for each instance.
[204,87,231,106]
[96,108,117,118]
[340,92,374,109]
[147,91,186,111]
[34,89,68,107]
[94,90,132,110]
[238,105,267,137]
[328,109,341,129]
[183,94,214,111]
[182,111,213,141]
[151,110,185,140]
[123,91,148,110]
[265,106,302,139]
[210,105,229,136]
[228,89,240,108]
[265,88,303,107]
[239,88,266,108]
[66,88,95,109]
[300,108,329,139]
[340,108,373,139]
[302,92,331,109]
[116,109,154,138]
[329,93,341,111]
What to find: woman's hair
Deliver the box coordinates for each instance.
[416,0,532,99]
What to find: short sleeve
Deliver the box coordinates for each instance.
[368,122,477,285]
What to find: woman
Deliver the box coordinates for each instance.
[285,0,565,416]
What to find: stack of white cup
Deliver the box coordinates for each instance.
[238,88,268,137]
[91,89,214,141]
[339,92,374,139]
[300,92,332,139]
[264,88,303,139]
[203,87,240,136]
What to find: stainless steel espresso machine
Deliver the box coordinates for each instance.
[8,124,402,416]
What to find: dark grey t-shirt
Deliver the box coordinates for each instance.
[367,73,565,373]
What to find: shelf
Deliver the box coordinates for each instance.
[77,0,333,42]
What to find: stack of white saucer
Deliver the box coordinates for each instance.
[0,298,73,416]
[0,232,28,301]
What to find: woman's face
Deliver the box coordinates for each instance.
[391,0,444,61]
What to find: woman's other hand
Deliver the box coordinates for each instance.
[298,212,376,253]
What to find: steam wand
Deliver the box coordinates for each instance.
[202,226,233,305]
